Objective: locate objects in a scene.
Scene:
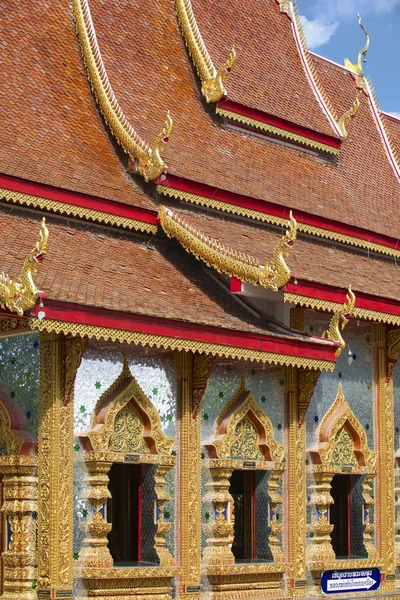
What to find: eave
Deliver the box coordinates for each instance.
[283,279,400,326]
[23,301,338,371]
[157,174,400,259]
[216,98,341,155]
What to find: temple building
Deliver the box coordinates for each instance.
[1,0,400,598]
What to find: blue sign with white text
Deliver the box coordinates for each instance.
[321,568,381,594]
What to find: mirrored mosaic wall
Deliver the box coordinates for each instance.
[0,333,40,437]
[72,343,178,569]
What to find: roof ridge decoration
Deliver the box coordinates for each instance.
[158,206,297,291]
[321,285,356,357]
[277,0,343,138]
[72,0,172,182]
[175,0,236,103]
[0,218,48,316]
[337,95,360,139]
[344,14,370,78]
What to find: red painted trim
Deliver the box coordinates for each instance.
[0,173,157,225]
[157,174,400,252]
[285,279,400,317]
[217,98,341,149]
[29,300,338,361]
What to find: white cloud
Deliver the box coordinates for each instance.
[300,15,339,49]
[308,0,400,20]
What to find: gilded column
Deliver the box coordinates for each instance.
[374,323,395,589]
[37,332,77,598]
[1,460,38,600]
[177,351,201,598]
[286,365,306,598]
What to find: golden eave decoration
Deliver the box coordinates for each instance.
[73,0,172,182]
[175,0,236,103]
[322,285,356,358]
[338,95,360,139]
[158,206,297,291]
[344,13,370,77]
[0,218,48,316]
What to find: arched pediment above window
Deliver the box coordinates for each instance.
[308,384,376,473]
[0,384,36,457]
[204,375,285,464]
[79,358,175,455]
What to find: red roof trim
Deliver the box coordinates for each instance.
[285,279,400,317]
[0,173,158,225]
[158,174,400,252]
[29,300,338,361]
[217,98,341,149]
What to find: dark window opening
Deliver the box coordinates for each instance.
[107,463,141,565]
[330,474,366,559]
[229,470,255,561]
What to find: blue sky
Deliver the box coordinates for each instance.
[296,0,400,117]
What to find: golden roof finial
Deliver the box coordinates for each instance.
[344,13,370,77]
[338,95,360,139]
[0,218,49,316]
[176,0,236,103]
[73,0,172,182]
[322,285,356,358]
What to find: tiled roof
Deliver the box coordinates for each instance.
[0,206,299,337]
[190,0,335,135]
[1,0,399,241]
[382,113,400,167]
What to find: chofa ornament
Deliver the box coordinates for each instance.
[322,285,356,357]
[158,206,297,291]
[0,217,48,316]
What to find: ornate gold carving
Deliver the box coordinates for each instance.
[81,358,174,455]
[0,400,24,457]
[154,464,175,566]
[277,0,292,17]
[79,460,113,568]
[192,353,214,419]
[338,95,360,139]
[206,376,285,462]
[158,185,400,259]
[0,314,31,336]
[374,324,395,578]
[307,383,377,564]
[0,189,157,234]
[158,206,297,291]
[204,377,285,567]
[175,0,236,103]
[285,366,306,587]
[298,369,320,428]
[30,317,336,371]
[72,0,172,182]
[322,285,356,357]
[64,336,87,405]
[0,461,38,600]
[344,13,370,77]
[216,106,340,155]
[290,306,304,332]
[37,333,74,595]
[177,351,201,594]
[387,328,400,381]
[1,218,48,316]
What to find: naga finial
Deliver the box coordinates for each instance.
[344,13,370,77]
[73,0,172,182]
[158,206,297,292]
[0,218,49,316]
[322,285,356,358]
[176,0,236,103]
[338,95,360,139]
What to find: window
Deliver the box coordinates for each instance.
[107,463,141,565]
[330,474,366,559]
[230,470,255,561]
